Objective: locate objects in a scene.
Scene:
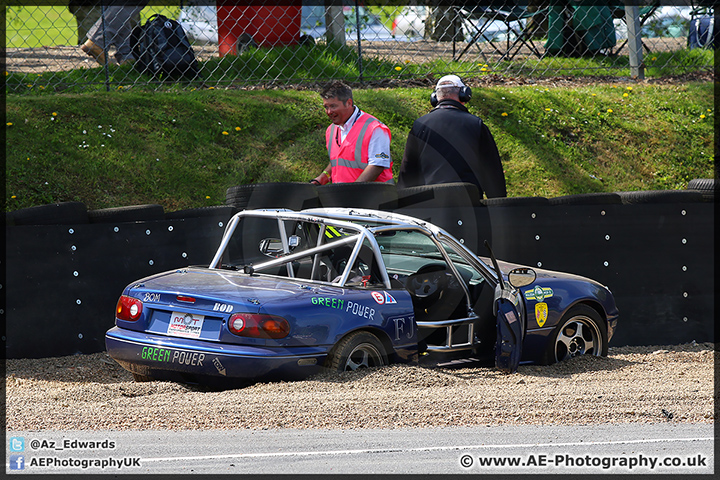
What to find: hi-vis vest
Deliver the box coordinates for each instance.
[325,112,394,183]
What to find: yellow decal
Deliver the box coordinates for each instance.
[535,302,549,327]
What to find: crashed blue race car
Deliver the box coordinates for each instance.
[106,208,618,384]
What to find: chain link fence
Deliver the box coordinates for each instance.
[5,1,715,93]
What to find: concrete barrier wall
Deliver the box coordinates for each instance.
[5,187,714,358]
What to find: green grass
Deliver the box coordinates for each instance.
[5,82,714,212]
[5,5,181,48]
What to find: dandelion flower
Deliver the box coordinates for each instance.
[545,108,552,112]
[700,114,706,119]
[623,93,629,97]
[6,122,12,126]
[206,196,211,199]
[208,86,215,90]
[395,66,402,71]
[235,126,241,131]
[607,109,613,113]
[11,195,16,199]
[222,131,229,135]
[707,109,712,112]
[480,67,488,72]
[52,112,57,116]
[591,93,597,96]
[501,112,508,117]
[626,86,633,91]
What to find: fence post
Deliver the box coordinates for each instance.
[324,2,346,46]
[354,0,363,83]
[624,2,644,80]
[100,4,111,91]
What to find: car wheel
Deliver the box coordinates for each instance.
[542,305,608,365]
[132,373,154,382]
[327,331,387,372]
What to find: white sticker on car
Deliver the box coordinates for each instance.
[167,311,204,338]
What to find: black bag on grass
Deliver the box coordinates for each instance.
[131,14,199,78]
[688,16,715,49]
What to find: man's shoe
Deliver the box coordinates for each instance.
[80,40,107,65]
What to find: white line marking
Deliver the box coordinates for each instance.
[142,437,714,463]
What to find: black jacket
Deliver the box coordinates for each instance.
[397,99,507,198]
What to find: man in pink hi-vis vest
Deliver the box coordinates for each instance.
[311,81,394,185]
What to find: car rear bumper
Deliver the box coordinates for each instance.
[105,327,329,382]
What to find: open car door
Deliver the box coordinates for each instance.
[494,297,524,373]
[485,241,534,374]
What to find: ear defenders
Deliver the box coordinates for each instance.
[430,85,472,107]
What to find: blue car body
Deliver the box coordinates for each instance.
[106,208,618,383]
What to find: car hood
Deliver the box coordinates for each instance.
[486,258,608,288]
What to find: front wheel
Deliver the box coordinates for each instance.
[541,305,608,365]
[327,331,388,372]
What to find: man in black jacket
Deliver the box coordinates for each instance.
[397,75,507,198]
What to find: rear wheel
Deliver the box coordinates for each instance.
[327,331,387,372]
[542,305,607,364]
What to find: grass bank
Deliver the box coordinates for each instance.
[5,81,714,212]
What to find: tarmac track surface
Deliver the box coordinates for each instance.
[7,424,714,475]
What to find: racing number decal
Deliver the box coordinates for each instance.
[144,292,161,302]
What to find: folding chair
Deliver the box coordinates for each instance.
[454,3,546,63]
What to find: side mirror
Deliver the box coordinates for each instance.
[508,268,536,288]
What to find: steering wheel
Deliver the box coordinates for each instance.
[407,263,448,307]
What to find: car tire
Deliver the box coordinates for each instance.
[165,205,236,220]
[482,196,550,207]
[327,331,388,372]
[225,182,319,210]
[616,190,703,204]
[317,182,398,210]
[8,201,89,226]
[540,304,608,365]
[549,192,622,205]
[687,178,715,191]
[397,182,481,208]
[88,204,165,223]
[687,178,715,202]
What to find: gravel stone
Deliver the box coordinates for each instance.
[5,343,714,431]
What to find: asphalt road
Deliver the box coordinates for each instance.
[7,424,713,475]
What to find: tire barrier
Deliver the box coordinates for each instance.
[6,201,89,226]
[317,182,399,210]
[88,204,165,223]
[5,183,714,358]
[225,182,319,211]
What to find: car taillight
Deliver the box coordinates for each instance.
[228,313,290,339]
[116,295,143,321]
